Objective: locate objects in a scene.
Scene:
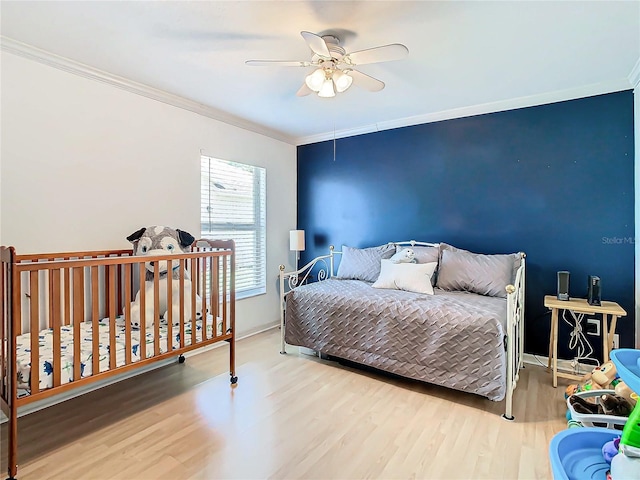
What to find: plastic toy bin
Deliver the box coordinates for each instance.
[566,389,628,430]
[549,427,619,480]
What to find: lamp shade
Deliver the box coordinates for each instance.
[305,69,325,92]
[289,230,305,251]
[332,70,353,93]
[318,78,336,98]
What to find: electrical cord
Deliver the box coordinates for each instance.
[561,309,598,374]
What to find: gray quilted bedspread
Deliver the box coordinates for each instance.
[285,279,508,401]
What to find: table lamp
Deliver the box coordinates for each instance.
[289,230,305,271]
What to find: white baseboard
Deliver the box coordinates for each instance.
[0,321,280,423]
[523,353,599,377]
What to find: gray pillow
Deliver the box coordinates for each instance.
[436,244,520,298]
[336,244,395,282]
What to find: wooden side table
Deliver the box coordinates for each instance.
[544,295,626,387]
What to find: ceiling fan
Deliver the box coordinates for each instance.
[246,31,409,98]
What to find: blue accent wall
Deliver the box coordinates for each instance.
[297,91,635,359]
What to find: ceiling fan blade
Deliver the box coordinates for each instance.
[296,83,313,97]
[300,31,331,59]
[246,60,311,67]
[347,69,385,92]
[343,44,409,65]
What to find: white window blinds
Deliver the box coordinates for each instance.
[201,155,266,298]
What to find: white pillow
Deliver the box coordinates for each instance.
[372,259,438,295]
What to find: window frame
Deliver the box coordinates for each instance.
[201,155,266,299]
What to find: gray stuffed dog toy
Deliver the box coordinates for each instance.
[127,226,203,328]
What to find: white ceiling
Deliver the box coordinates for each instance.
[1,1,639,145]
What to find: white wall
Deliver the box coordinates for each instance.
[1,51,297,336]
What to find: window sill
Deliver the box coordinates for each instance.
[237,287,266,301]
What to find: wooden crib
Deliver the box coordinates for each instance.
[0,239,236,480]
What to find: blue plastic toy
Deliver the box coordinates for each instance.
[610,349,640,478]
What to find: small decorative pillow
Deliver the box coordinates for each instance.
[372,259,438,295]
[395,244,440,264]
[436,243,520,298]
[390,248,416,264]
[336,244,395,282]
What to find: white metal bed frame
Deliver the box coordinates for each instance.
[278,241,525,421]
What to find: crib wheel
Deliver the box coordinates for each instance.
[230,375,238,385]
[178,355,186,364]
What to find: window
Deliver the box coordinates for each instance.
[201,155,266,298]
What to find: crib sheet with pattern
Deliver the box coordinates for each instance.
[15,315,223,397]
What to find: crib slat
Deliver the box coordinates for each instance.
[212,255,219,338]
[64,267,71,326]
[50,269,61,388]
[104,264,110,319]
[91,266,100,376]
[190,258,196,345]
[29,271,40,394]
[139,263,146,360]
[201,257,207,341]
[179,259,185,349]
[167,264,173,354]
[73,268,83,384]
[222,255,228,336]
[117,263,123,316]
[109,266,116,370]
[13,271,21,337]
[153,262,160,356]
[195,250,201,299]
[124,264,132,365]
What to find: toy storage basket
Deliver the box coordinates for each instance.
[549,427,620,480]
[566,389,628,430]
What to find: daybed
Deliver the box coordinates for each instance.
[279,241,525,420]
[1,239,236,480]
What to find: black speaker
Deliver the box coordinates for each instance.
[557,271,570,301]
[588,275,601,306]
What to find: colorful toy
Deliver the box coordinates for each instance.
[609,349,640,479]
[610,403,640,477]
[566,361,619,396]
[602,437,620,464]
[567,419,583,429]
[615,380,638,406]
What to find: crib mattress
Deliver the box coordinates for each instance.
[15,316,222,397]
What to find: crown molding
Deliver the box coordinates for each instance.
[3,36,634,148]
[629,57,640,89]
[0,36,297,145]
[296,79,633,145]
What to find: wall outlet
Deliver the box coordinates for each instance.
[586,318,600,336]
[612,334,620,350]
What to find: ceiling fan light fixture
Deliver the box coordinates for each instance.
[318,78,336,98]
[248,31,407,98]
[332,70,353,93]
[305,68,325,92]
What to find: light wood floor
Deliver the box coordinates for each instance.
[2,328,569,480]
